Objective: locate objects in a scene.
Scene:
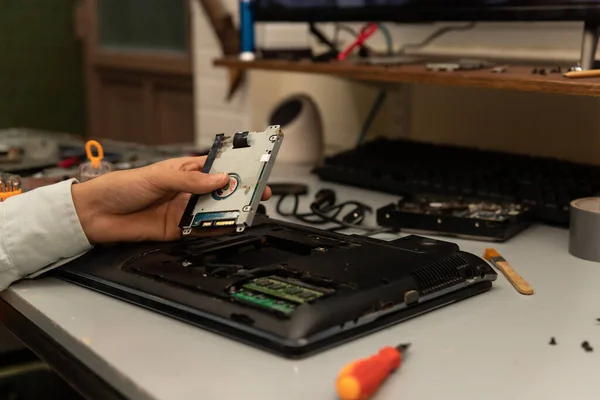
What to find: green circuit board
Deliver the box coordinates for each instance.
[243,277,325,304]
[231,289,296,315]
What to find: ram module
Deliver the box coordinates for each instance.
[242,277,326,304]
[231,289,295,315]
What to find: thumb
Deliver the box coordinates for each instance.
[150,170,230,194]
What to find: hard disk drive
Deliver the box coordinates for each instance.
[179,126,284,236]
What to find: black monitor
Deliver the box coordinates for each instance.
[255,1,600,23]
[254,1,600,69]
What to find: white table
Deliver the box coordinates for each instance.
[2,165,600,400]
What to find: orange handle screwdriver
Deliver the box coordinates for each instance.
[336,344,410,400]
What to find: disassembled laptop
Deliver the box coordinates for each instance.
[55,125,498,358]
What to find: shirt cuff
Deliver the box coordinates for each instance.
[3,179,93,280]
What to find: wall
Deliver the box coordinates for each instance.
[0,0,85,135]
[247,21,600,165]
[190,0,252,148]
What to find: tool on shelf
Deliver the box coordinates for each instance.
[76,140,114,182]
[0,174,22,202]
[336,343,410,400]
[563,69,600,79]
[483,248,534,295]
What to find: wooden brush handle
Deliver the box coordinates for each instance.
[495,261,534,295]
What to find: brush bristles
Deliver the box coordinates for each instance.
[483,248,501,260]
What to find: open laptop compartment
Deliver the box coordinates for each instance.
[54,215,497,358]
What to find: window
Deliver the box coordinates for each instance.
[97,0,187,53]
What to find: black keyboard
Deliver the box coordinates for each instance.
[313,138,600,226]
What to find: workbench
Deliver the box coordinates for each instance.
[2,165,599,400]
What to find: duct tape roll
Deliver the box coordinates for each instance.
[570,197,600,262]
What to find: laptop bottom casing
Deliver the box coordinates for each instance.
[53,216,497,359]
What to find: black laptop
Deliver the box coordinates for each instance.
[54,214,497,358]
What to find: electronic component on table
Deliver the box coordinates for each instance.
[231,276,333,316]
[0,174,22,202]
[313,137,600,226]
[179,126,284,237]
[76,140,114,182]
[336,344,410,400]
[377,194,532,242]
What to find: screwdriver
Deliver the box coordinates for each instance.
[336,343,410,400]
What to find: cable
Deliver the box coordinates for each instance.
[336,24,359,37]
[376,23,393,56]
[337,22,378,61]
[274,193,391,236]
[354,23,393,146]
[356,22,473,146]
[397,22,476,55]
[356,90,387,146]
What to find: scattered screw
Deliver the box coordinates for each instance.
[582,341,594,352]
[531,68,538,74]
[539,68,546,75]
[550,66,562,73]
[549,337,557,345]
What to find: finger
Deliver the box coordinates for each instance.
[261,185,272,201]
[158,156,208,172]
[148,169,229,195]
[178,156,208,172]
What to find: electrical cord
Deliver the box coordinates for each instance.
[275,192,396,236]
[356,90,387,146]
[356,22,393,146]
[356,23,475,146]
[337,22,379,61]
[376,23,393,56]
[397,22,477,55]
[336,24,359,37]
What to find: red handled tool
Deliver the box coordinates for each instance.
[336,343,410,400]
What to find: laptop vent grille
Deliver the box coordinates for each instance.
[411,254,466,294]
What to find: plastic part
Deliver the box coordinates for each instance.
[77,140,114,182]
[0,174,22,202]
[336,346,402,400]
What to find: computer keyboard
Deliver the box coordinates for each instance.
[313,138,600,226]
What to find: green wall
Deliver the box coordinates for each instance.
[0,0,85,135]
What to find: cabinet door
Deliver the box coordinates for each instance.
[75,0,195,145]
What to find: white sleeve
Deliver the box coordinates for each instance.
[0,179,93,292]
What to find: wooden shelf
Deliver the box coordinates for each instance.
[214,57,600,97]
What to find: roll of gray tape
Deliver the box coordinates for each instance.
[570,197,600,262]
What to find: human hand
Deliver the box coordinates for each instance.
[71,156,271,243]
